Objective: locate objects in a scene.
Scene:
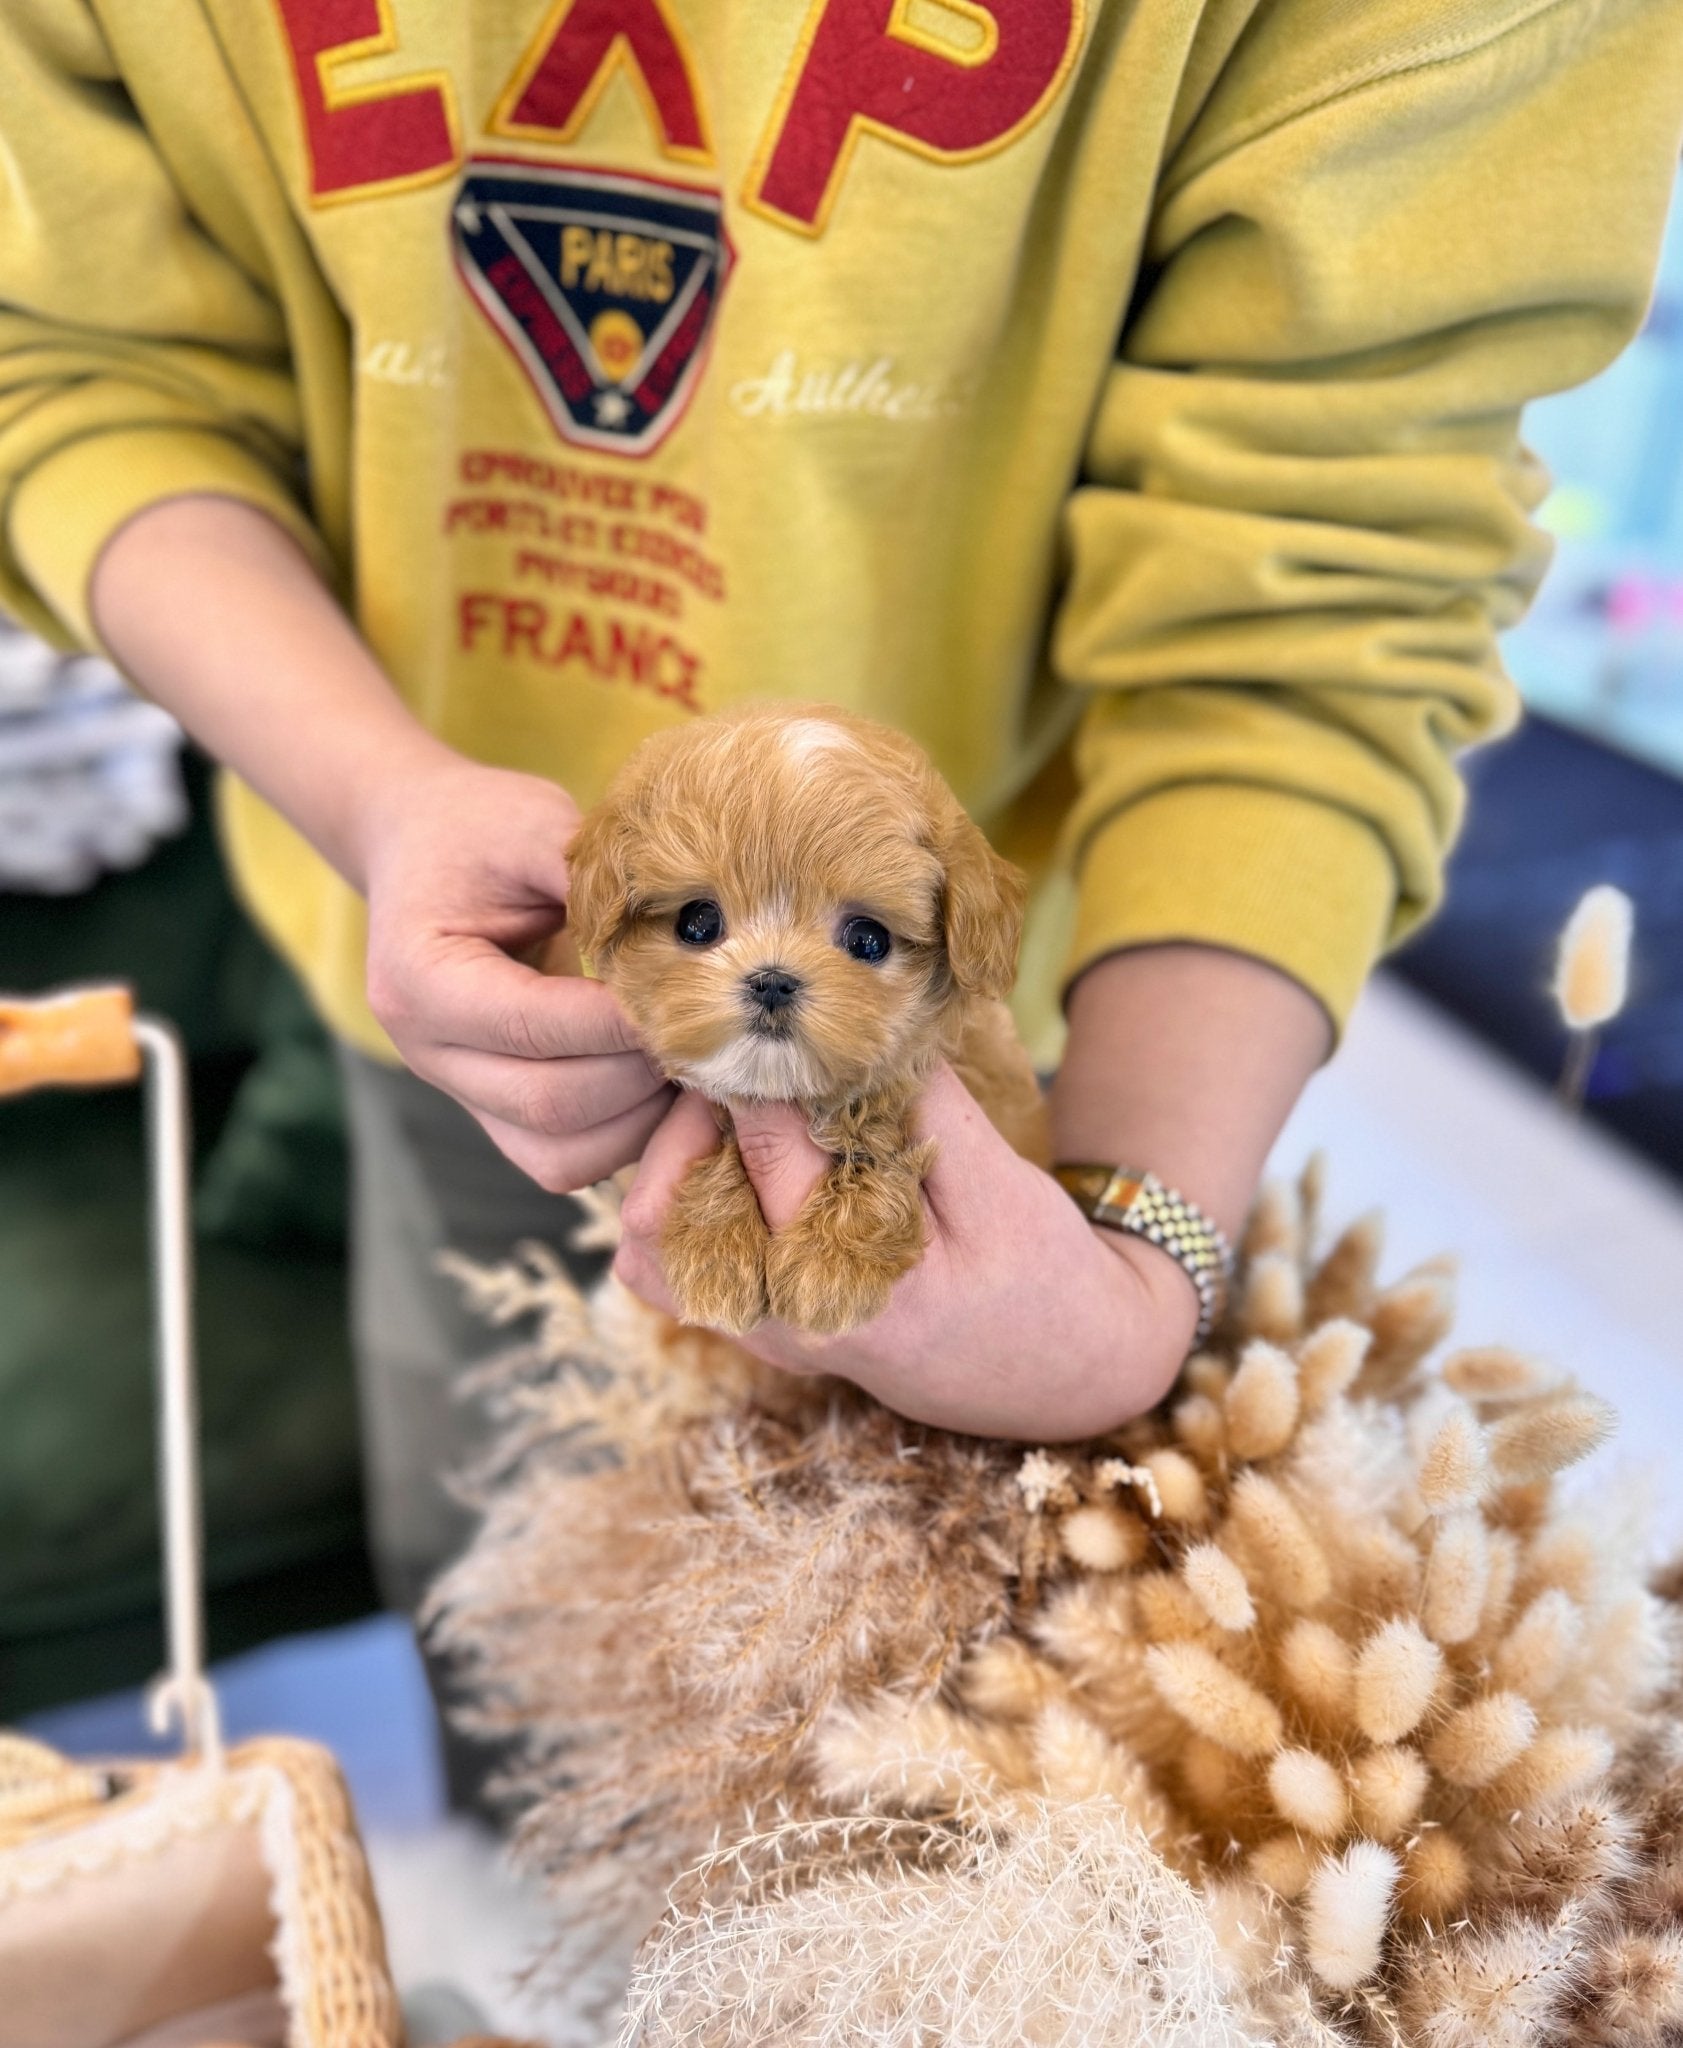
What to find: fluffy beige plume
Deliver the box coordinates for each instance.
[1624,1848,1683,1936]
[1030,1699,1171,1838]
[1241,1252,1305,1346]
[1429,1692,1539,1788]
[1354,1619,1444,1745]
[1146,1642,1284,1757]
[1304,1840,1399,1990]
[1144,1448,1209,1526]
[1060,1502,1147,1572]
[1571,1592,1668,1733]
[1136,1570,1223,1645]
[1242,1178,1301,1263]
[1490,1724,1615,1815]
[1229,1471,1331,1609]
[1572,1926,1683,2047]
[1487,1395,1615,1482]
[1491,1477,1554,1536]
[1278,1619,1355,1723]
[1183,1543,1256,1632]
[1268,1747,1348,1838]
[814,1697,998,1819]
[1394,1904,1584,2046]
[1524,1515,1604,1603]
[1296,1318,1371,1413]
[1250,1833,1317,1898]
[1343,1520,1425,1611]
[1349,1746,1428,1841]
[1440,1346,1558,1403]
[1423,1511,1490,1644]
[1400,1831,1471,1921]
[1494,1589,1582,1700]
[1360,1267,1457,1395]
[1417,1405,1487,1513]
[960,1637,1054,1723]
[1202,1872,1280,1964]
[1179,1734,1249,1819]
[1171,1391,1227,1464]
[1554,883,1634,1031]
[1492,1798,1638,1911]
[1304,1209,1383,1324]
[1478,1526,1521,1639]
[1226,1341,1301,1459]
[1184,1353,1232,1400]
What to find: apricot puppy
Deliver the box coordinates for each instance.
[566,703,1047,1336]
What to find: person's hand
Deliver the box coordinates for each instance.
[613,1063,1200,1440]
[360,753,675,1190]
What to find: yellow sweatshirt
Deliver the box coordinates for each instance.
[2,0,1680,1060]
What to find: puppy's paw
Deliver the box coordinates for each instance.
[765,1160,928,1335]
[662,1145,769,1333]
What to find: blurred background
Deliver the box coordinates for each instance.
[1391,170,1683,1183]
[1,165,1678,2040]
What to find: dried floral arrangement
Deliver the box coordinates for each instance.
[429,1163,1683,2047]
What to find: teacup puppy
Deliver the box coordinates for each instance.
[566,703,1048,1336]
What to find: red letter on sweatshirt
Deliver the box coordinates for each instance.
[750,0,1080,233]
[273,0,459,201]
[492,0,712,163]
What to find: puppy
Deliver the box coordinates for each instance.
[566,703,1048,1336]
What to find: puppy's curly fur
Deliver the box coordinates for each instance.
[566,704,1047,1334]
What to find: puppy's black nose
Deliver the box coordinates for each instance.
[744,966,803,1013]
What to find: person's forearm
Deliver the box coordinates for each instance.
[1049,944,1332,1242]
[89,495,456,891]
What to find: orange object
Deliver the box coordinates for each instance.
[0,986,141,1095]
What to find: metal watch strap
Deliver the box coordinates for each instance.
[1053,1163,1233,1344]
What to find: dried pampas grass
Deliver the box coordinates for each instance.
[1554,884,1633,1032]
[1553,883,1635,1108]
[426,1192,1022,1949]
[430,1165,1678,2046]
[619,1798,1258,2048]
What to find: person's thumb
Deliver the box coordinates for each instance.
[913,1061,1015,1226]
[731,1100,829,1231]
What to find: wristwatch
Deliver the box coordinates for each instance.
[1053,1163,1233,1345]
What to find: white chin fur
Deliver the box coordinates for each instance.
[679,1034,829,1103]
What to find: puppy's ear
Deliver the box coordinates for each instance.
[565,799,638,964]
[937,796,1026,1001]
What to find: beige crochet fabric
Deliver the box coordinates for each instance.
[0,1731,535,2048]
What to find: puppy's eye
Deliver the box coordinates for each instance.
[675,899,724,947]
[839,916,892,964]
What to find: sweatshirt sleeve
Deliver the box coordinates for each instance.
[1055,0,1683,1034]
[0,0,320,651]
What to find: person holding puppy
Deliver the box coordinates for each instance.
[3,0,1681,1619]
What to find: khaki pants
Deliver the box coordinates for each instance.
[336,1047,610,1806]
[334,1048,607,1682]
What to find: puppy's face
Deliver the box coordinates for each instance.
[567,709,1024,1105]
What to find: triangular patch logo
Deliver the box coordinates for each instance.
[452,158,733,457]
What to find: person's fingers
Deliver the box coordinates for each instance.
[729,1100,830,1232]
[375,937,646,1062]
[618,1091,721,1243]
[615,1092,721,1305]
[612,1235,681,1318]
[470,1083,676,1194]
[425,1042,667,1138]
